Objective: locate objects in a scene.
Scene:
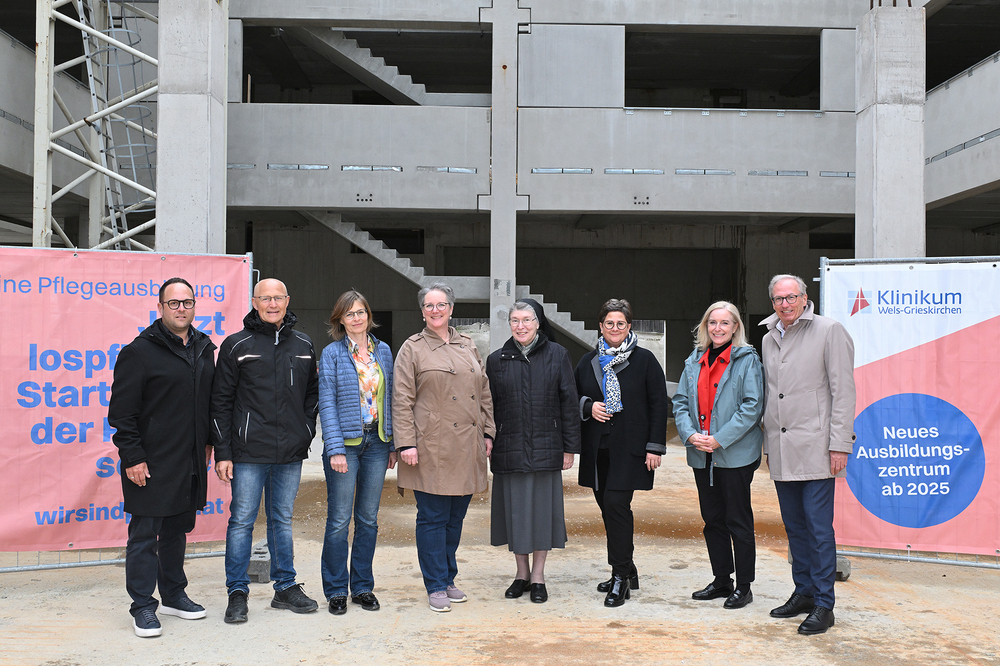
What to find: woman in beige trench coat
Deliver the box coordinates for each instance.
[392,282,495,613]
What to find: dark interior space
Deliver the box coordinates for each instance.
[926,0,1000,89]
[242,28,491,103]
[442,246,740,375]
[624,32,821,110]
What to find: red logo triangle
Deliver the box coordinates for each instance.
[851,288,870,316]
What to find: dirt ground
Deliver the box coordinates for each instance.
[1,428,998,666]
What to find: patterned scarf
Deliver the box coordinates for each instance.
[597,331,637,413]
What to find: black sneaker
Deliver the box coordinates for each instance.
[271,584,318,614]
[224,590,249,624]
[161,596,207,620]
[351,591,380,611]
[133,609,162,638]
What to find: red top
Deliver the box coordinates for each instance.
[696,344,732,435]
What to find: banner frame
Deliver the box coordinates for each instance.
[820,255,1000,569]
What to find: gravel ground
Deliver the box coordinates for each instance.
[2,429,998,666]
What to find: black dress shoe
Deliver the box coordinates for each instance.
[770,593,815,618]
[505,579,530,599]
[691,580,734,601]
[328,596,347,615]
[723,589,753,609]
[798,606,835,635]
[603,575,631,607]
[529,583,548,603]
[351,592,380,611]
[597,564,639,593]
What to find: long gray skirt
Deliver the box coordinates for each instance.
[490,470,567,553]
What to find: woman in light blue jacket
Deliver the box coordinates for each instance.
[318,290,395,615]
[673,301,763,611]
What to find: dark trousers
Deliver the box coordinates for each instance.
[593,449,636,578]
[412,491,473,594]
[774,477,837,610]
[693,457,760,586]
[125,509,197,616]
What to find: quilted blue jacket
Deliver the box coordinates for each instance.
[317,335,394,457]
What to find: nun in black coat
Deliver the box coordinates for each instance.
[574,298,669,607]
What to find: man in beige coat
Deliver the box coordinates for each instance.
[760,274,855,636]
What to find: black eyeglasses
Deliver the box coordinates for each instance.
[771,294,802,305]
[161,299,195,310]
[602,320,629,330]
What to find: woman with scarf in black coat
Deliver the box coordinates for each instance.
[574,298,669,607]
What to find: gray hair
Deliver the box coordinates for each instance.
[507,301,538,321]
[417,282,455,309]
[768,274,809,300]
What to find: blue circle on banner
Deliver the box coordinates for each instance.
[848,393,985,528]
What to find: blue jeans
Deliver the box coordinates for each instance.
[413,491,472,594]
[320,431,391,600]
[774,478,837,609]
[225,461,302,595]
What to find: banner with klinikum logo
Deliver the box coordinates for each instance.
[824,260,1000,556]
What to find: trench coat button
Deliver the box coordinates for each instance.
[781,427,786,433]
[779,393,784,399]
[454,423,458,427]
[460,344,465,348]
[714,383,718,388]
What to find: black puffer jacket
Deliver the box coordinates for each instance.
[211,309,318,464]
[485,333,581,474]
[108,319,215,516]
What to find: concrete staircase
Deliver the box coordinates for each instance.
[305,211,597,348]
[291,28,426,105]
[514,287,597,348]
[290,28,490,107]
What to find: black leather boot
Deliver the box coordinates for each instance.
[603,574,631,607]
[597,563,639,593]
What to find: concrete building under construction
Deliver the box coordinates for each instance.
[2,0,999,373]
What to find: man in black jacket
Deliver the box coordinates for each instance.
[109,277,216,638]
[212,278,319,623]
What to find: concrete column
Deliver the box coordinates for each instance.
[855,7,926,258]
[480,1,530,351]
[228,20,243,104]
[155,0,229,254]
[821,29,855,112]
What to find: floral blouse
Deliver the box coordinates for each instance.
[349,337,382,424]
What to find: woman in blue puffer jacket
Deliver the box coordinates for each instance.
[673,301,763,611]
[317,290,395,615]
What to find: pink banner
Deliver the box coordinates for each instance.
[0,248,250,552]
[834,317,1000,555]
[827,262,1000,556]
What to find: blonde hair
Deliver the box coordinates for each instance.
[693,301,748,351]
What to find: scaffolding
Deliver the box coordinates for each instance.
[32,0,158,251]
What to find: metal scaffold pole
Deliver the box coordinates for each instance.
[32,0,159,251]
